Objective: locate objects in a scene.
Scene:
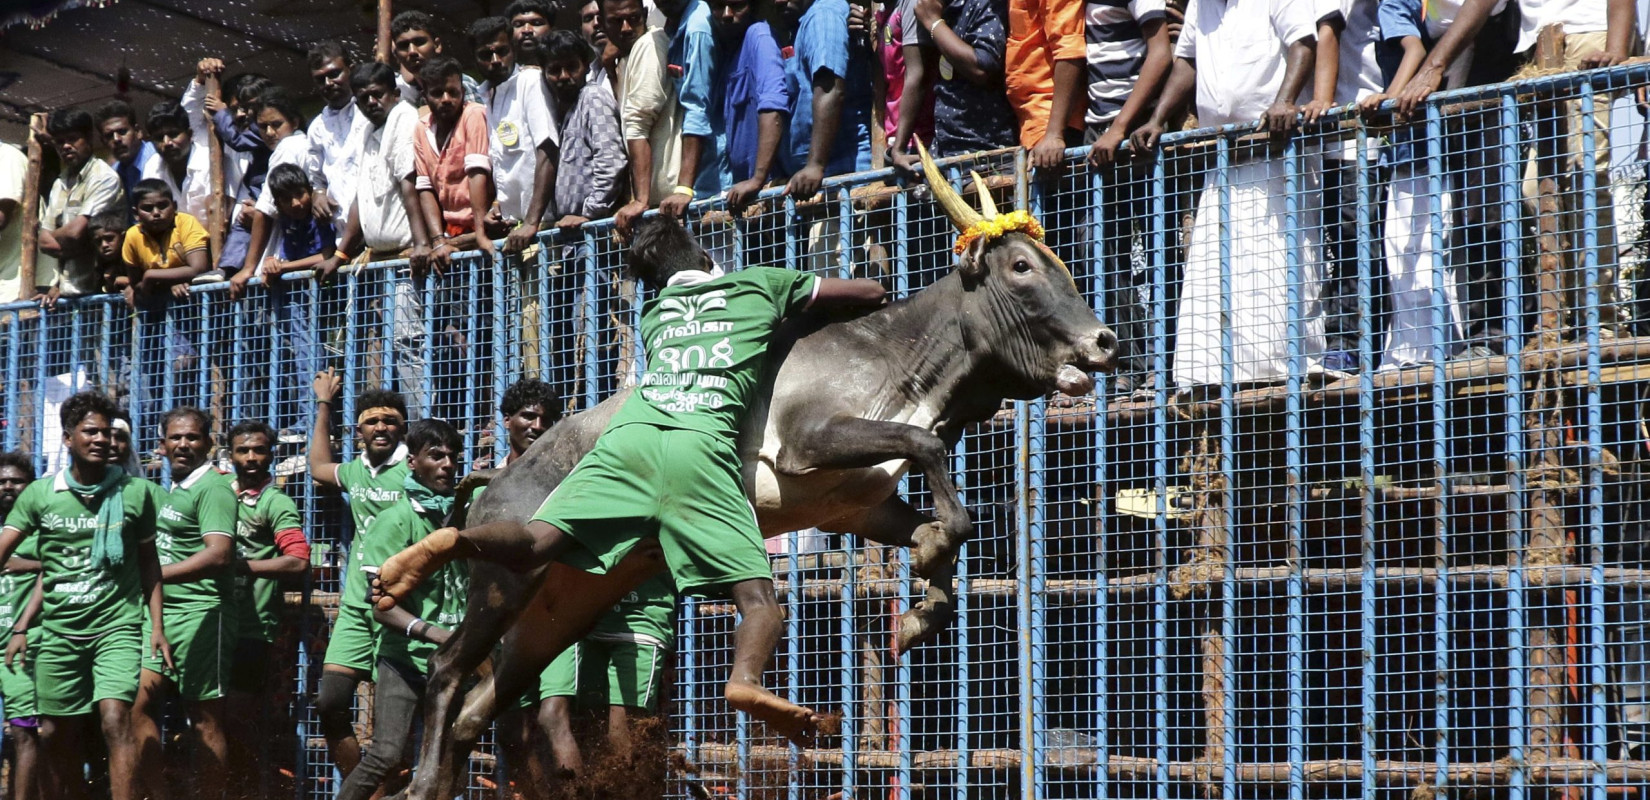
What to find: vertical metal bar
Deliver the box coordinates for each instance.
[494,258,509,467]
[1353,120,1380,800]
[892,186,912,800]
[1423,96,1453,796]
[1499,85,1529,800]
[582,229,600,409]
[1089,159,1110,800]
[840,534,858,798]
[838,186,854,280]
[680,597,700,791]
[1215,133,1239,800]
[953,438,972,792]
[3,308,18,452]
[785,534,802,800]
[1281,132,1307,800]
[1150,133,1171,800]
[1019,157,1047,799]
[1577,78,1610,800]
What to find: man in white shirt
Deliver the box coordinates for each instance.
[471,15,559,251]
[305,42,369,225]
[1132,0,1326,388]
[138,101,224,226]
[338,61,433,419]
[0,142,27,304]
[38,108,126,300]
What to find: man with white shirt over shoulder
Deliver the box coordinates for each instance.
[305,42,369,231]
[1132,0,1326,389]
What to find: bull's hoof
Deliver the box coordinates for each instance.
[911,521,964,578]
[895,598,955,655]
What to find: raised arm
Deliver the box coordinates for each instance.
[811,277,887,309]
[309,368,344,487]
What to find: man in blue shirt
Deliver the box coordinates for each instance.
[780,0,874,200]
[97,101,158,221]
[714,0,791,210]
[659,0,732,218]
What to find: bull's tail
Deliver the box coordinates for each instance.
[444,468,499,529]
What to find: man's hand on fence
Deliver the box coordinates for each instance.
[313,367,342,403]
[315,256,340,286]
[1395,67,1442,118]
[228,268,253,301]
[505,220,539,254]
[1131,122,1164,153]
[1088,127,1127,167]
[614,199,648,239]
[1300,98,1335,126]
[1029,132,1067,171]
[31,286,58,309]
[1261,100,1300,133]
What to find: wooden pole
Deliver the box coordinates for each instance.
[18,112,45,301]
[204,75,226,260]
[376,0,394,65]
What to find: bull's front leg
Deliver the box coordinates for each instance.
[822,496,959,654]
[780,416,972,578]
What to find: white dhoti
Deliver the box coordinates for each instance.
[1380,169,1463,371]
[1173,155,1325,388]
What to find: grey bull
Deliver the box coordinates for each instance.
[387,153,1117,800]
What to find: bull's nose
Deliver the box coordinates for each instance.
[1092,326,1119,373]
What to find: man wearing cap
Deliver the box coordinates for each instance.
[307,369,412,779]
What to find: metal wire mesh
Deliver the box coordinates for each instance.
[6,61,1650,799]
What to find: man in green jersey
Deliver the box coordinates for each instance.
[0,391,170,800]
[336,420,466,800]
[308,373,411,776]
[0,451,41,800]
[131,407,238,800]
[223,421,310,790]
[377,219,884,744]
[536,573,675,796]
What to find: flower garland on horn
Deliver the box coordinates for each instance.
[953,210,1045,255]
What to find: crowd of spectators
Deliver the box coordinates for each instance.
[0,376,664,800]
[0,0,1642,392]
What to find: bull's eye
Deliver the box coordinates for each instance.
[1013,259,1032,274]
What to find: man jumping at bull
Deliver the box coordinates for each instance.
[371,218,885,743]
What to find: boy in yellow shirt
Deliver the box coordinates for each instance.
[121,178,212,436]
[121,179,213,300]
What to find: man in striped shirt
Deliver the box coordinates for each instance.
[1084,0,1175,396]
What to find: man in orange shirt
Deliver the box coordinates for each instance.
[412,56,497,273]
[1005,0,1086,168]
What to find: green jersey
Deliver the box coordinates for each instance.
[335,448,409,611]
[156,464,238,611]
[592,572,677,646]
[361,500,467,674]
[0,538,41,632]
[1,472,160,637]
[611,267,818,438]
[232,478,303,643]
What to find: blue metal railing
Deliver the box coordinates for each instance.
[7,62,1650,798]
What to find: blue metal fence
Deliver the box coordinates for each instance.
[6,62,1650,799]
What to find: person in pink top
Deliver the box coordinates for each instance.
[852,0,933,168]
[411,56,496,273]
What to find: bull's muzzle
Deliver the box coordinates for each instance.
[1055,325,1119,397]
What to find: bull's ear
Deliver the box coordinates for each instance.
[956,236,989,284]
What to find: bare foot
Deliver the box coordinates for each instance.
[374,527,463,611]
[723,681,821,747]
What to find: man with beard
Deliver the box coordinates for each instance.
[0,391,168,800]
[308,373,412,780]
[0,451,41,800]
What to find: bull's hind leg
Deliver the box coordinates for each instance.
[780,417,973,578]
[393,563,548,800]
[409,547,669,800]
[822,496,959,654]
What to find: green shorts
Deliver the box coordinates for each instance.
[532,424,769,594]
[35,627,143,716]
[0,631,37,720]
[323,603,378,673]
[144,607,233,701]
[539,638,668,712]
